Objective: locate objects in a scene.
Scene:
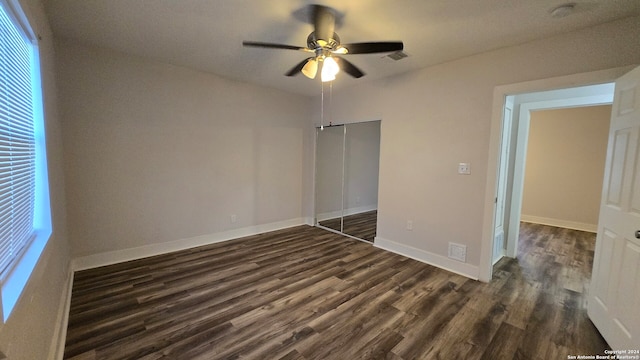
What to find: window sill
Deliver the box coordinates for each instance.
[1,229,52,322]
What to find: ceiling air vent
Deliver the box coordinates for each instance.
[386,50,409,61]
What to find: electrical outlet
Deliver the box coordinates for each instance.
[458,162,471,175]
[406,220,413,231]
[230,214,237,223]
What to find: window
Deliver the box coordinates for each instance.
[0,0,51,322]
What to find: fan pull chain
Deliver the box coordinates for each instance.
[320,81,324,130]
[329,81,333,127]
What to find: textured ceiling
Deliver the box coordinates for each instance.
[44,0,640,96]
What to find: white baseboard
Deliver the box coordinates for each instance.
[520,215,597,233]
[374,237,479,280]
[72,218,307,271]
[49,263,74,360]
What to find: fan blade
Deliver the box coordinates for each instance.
[285,57,315,76]
[312,5,335,44]
[339,42,404,54]
[334,57,365,78]
[243,41,310,52]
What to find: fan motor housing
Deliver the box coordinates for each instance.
[307,32,340,51]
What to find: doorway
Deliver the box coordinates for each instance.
[496,84,614,264]
[480,66,635,282]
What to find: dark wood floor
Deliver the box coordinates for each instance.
[64,222,608,359]
[319,210,377,242]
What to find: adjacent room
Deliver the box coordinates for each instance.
[0,0,639,359]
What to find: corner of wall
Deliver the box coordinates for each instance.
[374,236,479,280]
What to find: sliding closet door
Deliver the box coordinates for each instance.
[342,121,381,241]
[315,125,345,233]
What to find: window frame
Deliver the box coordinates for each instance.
[0,0,52,323]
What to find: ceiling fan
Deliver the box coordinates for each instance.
[242,5,404,82]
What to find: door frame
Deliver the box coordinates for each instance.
[505,91,614,257]
[479,65,637,282]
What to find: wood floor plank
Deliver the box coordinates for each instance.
[479,322,525,360]
[64,222,610,359]
[300,291,403,359]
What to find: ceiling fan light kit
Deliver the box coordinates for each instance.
[321,56,340,82]
[301,58,318,79]
[242,4,404,82]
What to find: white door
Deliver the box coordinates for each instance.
[588,66,640,349]
[493,100,513,264]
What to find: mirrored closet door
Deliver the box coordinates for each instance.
[315,121,381,242]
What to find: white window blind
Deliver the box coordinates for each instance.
[0,3,36,276]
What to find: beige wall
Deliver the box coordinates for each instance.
[319,16,640,275]
[522,106,611,230]
[55,40,313,258]
[0,0,71,359]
